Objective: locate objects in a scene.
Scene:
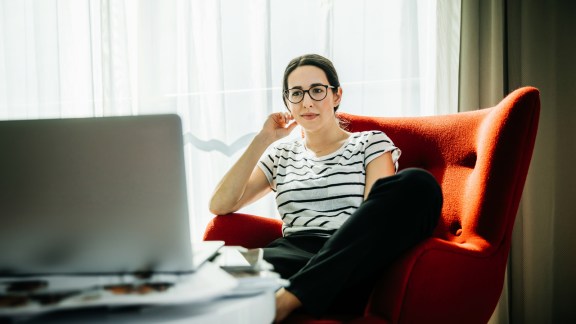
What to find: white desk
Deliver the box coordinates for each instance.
[1,262,278,324]
[15,291,275,324]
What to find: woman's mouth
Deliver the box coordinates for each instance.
[300,113,319,120]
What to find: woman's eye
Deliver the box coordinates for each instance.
[312,87,325,94]
[291,90,303,97]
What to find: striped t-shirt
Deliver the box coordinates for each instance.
[258,131,401,236]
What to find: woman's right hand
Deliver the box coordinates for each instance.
[260,112,298,142]
[210,112,295,215]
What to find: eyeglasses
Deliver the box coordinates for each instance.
[284,84,335,104]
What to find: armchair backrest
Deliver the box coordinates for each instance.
[338,87,540,250]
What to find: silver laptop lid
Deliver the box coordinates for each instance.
[0,114,194,276]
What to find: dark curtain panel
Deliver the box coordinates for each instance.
[459,0,576,323]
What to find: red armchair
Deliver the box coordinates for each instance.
[204,87,540,323]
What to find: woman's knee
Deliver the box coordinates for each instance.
[399,168,441,195]
[399,168,442,207]
[368,168,443,225]
[398,168,443,233]
[371,168,441,199]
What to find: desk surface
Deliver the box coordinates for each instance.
[1,261,278,324]
[12,291,275,324]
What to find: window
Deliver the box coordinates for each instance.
[0,0,461,240]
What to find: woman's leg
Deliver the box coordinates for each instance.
[262,234,329,279]
[263,226,332,322]
[286,168,443,317]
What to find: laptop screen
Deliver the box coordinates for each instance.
[0,115,194,276]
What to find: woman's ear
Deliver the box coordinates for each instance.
[333,87,343,107]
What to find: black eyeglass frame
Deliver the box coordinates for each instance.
[283,84,336,104]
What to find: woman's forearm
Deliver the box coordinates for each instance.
[209,132,274,215]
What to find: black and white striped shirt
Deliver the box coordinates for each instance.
[258,131,401,236]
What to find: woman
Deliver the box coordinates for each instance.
[209,54,442,322]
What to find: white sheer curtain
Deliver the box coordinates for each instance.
[0,0,461,240]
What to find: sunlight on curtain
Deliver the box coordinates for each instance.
[0,0,461,240]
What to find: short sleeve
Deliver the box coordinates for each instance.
[364,131,401,172]
[258,146,278,191]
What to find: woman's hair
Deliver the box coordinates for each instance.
[282,54,341,111]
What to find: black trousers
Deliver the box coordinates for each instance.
[262,168,443,317]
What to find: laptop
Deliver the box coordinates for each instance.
[0,115,232,316]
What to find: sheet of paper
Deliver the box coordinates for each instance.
[0,262,237,317]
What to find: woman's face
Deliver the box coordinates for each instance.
[286,65,342,132]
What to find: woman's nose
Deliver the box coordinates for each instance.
[302,91,314,107]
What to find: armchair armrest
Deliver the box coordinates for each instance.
[203,213,283,249]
